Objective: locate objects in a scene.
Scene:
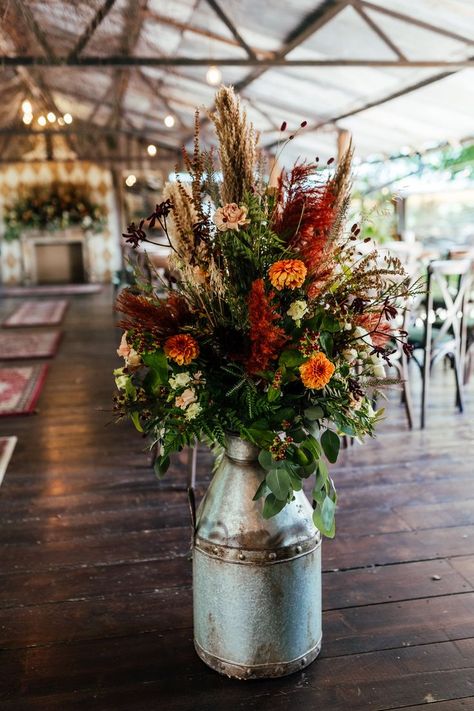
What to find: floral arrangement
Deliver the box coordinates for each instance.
[115,87,414,537]
[3,181,106,241]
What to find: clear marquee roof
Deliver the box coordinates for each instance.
[0,0,473,164]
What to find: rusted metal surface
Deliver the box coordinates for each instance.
[193,434,322,679]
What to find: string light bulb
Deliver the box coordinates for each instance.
[37,115,47,126]
[125,174,137,187]
[164,114,175,128]
[63,113,73,124]
[21,100,32,114]
[47,112,56,123]
[206,65,222,85]
[147,144,157,157]
[22,113,33,125]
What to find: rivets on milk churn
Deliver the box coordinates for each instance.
[296,545,303,554]
[268,551,277,561]
[212,546,219,555]
[238,552,245,561]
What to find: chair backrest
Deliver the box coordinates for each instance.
[424,258,472,357]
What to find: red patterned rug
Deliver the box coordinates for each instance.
[0,284,102,297]
[0,364,48,416]
[0,436,17,485]
[3,300,68,328]
[0,330,62,360]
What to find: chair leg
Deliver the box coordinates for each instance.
[401,354,414,430]
[188,441,198,489]
[453,355,465,413]
[420,360,430,430]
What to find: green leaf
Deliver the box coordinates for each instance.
[317,458,329,483]
[130,411,143,432]
[319,331,334,356]
[266,468,292,501]
[142,350,168,385]
[258,449,274,471]
[279,349,305,368]
[253,479,270,501]
[288,470,303,491]
[245,428,274,447]
[267,386,281,403]
[262,493,287,519]
[321,313,341,333]
[154,454,170,479]
[312,496,336,538]
[304,406,324,421]
[321,429,340,463]
[301,435,322,460]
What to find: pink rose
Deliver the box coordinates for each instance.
[117,333,131,358]
[117,332,141,371]
[175,388,197,410]
[213,203,250,232]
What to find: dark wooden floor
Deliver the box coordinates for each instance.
[0,289,473,710]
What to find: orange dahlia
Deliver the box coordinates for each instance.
[268,259,307,291]
[164,334,199,365]
[299,352,335,389]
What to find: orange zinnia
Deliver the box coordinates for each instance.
[268,259,307,291]
[299,352,335,389]
[164,334,199,365]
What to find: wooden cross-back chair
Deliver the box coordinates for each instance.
[414,259,472,429]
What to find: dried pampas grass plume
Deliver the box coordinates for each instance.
[211,86,257,205]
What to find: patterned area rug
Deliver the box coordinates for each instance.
[0,436,17,485]
[0,330,62,360]
[3,300,68,328]
[0,284,102,297]
[0,364,48,416]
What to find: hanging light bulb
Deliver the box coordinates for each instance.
[57,117,65,126]
[47,111,56,123]
[206,65,222,85]
[147,144,157,157]
[37,115,47,126]
[164,114,175,128]
[63,113,73,124]
[125,174,137,187]
[22,99,32,114]
[22,113,33,125]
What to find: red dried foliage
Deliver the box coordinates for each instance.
[116,290,191,340]
[272,163,336,275]
[246,279,288,374]
[356,311,392,347]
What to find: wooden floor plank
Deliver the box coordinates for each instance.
[0,290,473,710]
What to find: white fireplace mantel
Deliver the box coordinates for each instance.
[20,228,95,284]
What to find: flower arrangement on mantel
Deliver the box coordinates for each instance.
[3,181,106,241]
[115,86,414,537]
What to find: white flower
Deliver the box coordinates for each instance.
[371,353,386,379]
[169,372,192,390]
[353,326,372,351]
[175,388,197,409]
[343,348,359,363]
[286,300,308,322]
[185,402,202,421]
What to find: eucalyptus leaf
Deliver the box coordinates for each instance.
[253,479,270,501]
[304,406,324,421]
[319,331,334,356]
[142,350,168,385]
[262,493,287,519]
[321,429,340,463]
[266,468,292,501]
[279,349,305,368]
[258,449,274,471]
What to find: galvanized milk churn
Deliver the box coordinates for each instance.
[193,434,322,679]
